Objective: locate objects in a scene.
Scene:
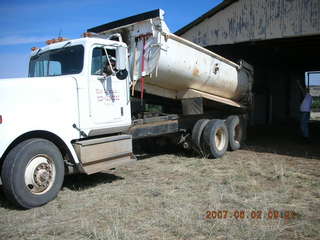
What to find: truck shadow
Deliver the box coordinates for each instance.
[133,138,190,161]
[133,137,200,160]
[134,122,320,161]
[63,172,124,191]
[0,173,124,209]
[243,121,320,160]
[0,187,17,210]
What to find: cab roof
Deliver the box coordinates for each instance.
[31,37,127,56]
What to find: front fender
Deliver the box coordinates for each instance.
[0,76,81,163]
[0,128,80,165]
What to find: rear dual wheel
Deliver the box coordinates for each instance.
[192,116,244,158]
[202,119,229,158]
[192,119,229,158]
[192,119,210,152]
[226,115,243,151]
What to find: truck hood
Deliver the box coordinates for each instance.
[0,76,76,102]
[0,76,80,160]
[0,75,79,133]
[0,74,79,114]
[0,77,28,83]
[0,76,65,89]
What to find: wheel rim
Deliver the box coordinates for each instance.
[215,128,226,151]
[24,155,56,195]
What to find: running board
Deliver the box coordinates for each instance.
[73,135,135,174]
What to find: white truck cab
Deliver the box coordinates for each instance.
[0,37,135,208]
[29,37,132,136]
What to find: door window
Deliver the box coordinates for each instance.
[91,47,107,75]
[91,47,116,76]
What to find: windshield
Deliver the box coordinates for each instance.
[28,45,84,77]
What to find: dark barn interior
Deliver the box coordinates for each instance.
[176,0,320,126]
[209,35,320,125]
[176,0,320,156]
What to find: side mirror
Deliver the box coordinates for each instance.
[116,46,127,71]
[116,69,128,80]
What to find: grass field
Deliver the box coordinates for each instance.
[0,124,320,240]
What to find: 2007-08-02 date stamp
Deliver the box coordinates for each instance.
[205,210,297,220]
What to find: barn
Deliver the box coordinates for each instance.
[176,0,320,125]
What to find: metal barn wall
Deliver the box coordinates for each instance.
[180,0,320,46]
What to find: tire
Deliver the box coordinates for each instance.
[192,119,210,152]
[1,138,65,209]
[226,115,243,151]
[202,119,229,158]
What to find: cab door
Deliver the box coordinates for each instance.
[89,45,129,126]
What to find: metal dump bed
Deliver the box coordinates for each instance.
[88,9,253,108]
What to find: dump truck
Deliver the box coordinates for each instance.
[0,9,253,208]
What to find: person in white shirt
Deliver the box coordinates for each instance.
[300,88,313,139]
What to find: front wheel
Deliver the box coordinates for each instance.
[1,138,65,209]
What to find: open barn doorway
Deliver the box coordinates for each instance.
[305,71,320,121]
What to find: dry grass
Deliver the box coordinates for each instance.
[1,127,320,240]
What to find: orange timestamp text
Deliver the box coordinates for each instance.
[205,210,297,220]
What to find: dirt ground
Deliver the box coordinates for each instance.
[0,123,320,240]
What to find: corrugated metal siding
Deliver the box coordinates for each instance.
[180,0,320,46]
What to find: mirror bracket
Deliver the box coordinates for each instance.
[116,69,128,80]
